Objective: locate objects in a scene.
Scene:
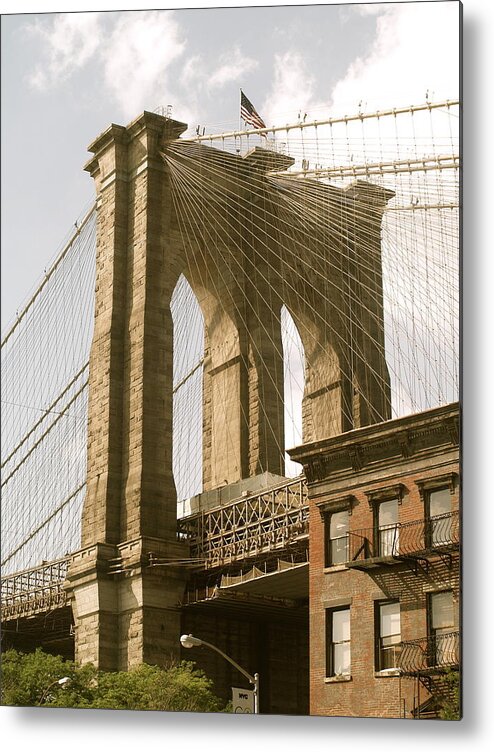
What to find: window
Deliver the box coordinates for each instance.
[325,510,349,566]
[429,591,457,666]
[376,601,401,671]
[427,487,452,547]
[326,607,350,677]
[365,485,405,558]
[377,498,399,556]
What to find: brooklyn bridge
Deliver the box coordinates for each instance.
[1,100,460,717]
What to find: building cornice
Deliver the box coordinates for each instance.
[289,402,459,485]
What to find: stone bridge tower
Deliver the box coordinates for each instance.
[66,111,392,670]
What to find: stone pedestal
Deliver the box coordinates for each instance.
[67,537,188,670]
[67,112,189,669]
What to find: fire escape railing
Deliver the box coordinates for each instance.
[1,556,70,620]
[398,631,460,674]
[347,511,460,564]
[177,477,309,567]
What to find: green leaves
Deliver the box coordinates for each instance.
[1,648,78,707]
[438,668,461,721]
[1,649,227,713]
[93,661,225,712]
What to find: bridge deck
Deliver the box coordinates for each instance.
[1,478,308,621]
[177,476,308,568]
[1,557,70,620]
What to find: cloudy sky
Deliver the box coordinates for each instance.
[3,4,494,750]
[1,0,461,329]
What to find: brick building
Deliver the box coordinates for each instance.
[289,401,460,719]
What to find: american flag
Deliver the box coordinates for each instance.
[240,91,267,132]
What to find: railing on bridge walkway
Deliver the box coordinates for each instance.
[1,556,70,620]
[177,476,309,568]
[1,478,309,620]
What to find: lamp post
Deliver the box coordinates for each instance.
[38,676,71,705]
[180,633,260,714]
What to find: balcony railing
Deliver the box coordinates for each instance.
[399,631,460,674]
[347,511,459,567]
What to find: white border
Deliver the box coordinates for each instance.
[1,1,492,748]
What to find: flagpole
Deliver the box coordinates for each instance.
[238,88,242,152]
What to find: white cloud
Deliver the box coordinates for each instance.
[353,2,389,17]
[180,55,204,88]
[25,11,256,126]
[208,46,258,89]
[174,46,259,130]
[330,2,459,113]
[26,10,187,120]
[26,12,102,90]
[263,51,329,127]
[101,11,186,119]
[263,2,458,130]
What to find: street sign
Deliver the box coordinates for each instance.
[232,686,255,713]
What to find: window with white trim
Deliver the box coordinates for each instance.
[427,487,452,547]
[325,510,349,566]
[376,600,401,671]
[377,498,399,556]
[326,607,351,677]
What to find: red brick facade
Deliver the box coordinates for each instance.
[290,402,460,718]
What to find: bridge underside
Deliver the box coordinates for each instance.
[1,606,74,661]
[182,599,309,715]
[180,536,310,713]
[1,563,309,714]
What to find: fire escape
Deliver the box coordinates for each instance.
[345,510,460,717]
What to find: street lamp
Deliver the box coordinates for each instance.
[38,676,71,705]
[180,634,260,714]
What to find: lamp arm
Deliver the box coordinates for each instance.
[198,639,255,685]
[39,678,58,705]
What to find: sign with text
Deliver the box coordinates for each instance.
[232,686,254,713]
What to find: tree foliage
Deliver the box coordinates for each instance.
[1,648,227,713]
[439,669,461,721]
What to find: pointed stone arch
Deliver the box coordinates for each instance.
[281,304,305,476]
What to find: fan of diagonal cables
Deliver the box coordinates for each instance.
[165,100,459,488]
